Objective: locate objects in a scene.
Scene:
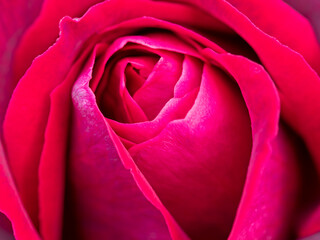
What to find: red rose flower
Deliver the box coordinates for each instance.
[1,0,320,239]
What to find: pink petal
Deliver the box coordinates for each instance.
[96,55,149,123]
[109,87,199,145]
[108,56,202,145]
[37,44,104,240]
[0,140,41,240]
[3,16,97,228]
[65,54,178,240]
[13,0,229,83]
[1,2,231,236]
[283,0,320,43]
[224,0,320,74]
[193,0,320,235]
[300,232,320,240]
[12,0,105,81]
[0,0,43,123]
[133,51,183,120]
[202,50,285,238]
[229,123,302,239]
[129,63,252,239]
[174,55,202,98]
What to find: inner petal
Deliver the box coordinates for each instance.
[128,64,252,240]
[124,54,158,95]
[107,55,203,146]
[133,50,183,120]
[97,56,152,123]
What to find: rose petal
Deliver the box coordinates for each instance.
[109,87,199,145]
[174,55,203,98]
[37,44,106,240]
[13,0,230,82]
[194,0,320,235]
[96,56,149,123]
[3,16,97,227]
[229,122,303,239]
[64,54,176,240]
[0,0,43,123]
[202,50,285,238]
[133,51,183,120]
[108,55,202,144]
[129,63,252,239]
[0,140,41,240]
[12,0,105,81]
[2,1,229,234]
[224,0,320,74]
[283,0,320,43]
[300,232,320,240]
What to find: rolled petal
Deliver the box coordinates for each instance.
[129,62,252,239]
[0,140,40,240]
[65,53,180,240]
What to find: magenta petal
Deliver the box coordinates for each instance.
[202,50,284,238]
[65,56,175,240]
[3,16,95,227]
[225,0,320,73]
[109,87,199,145]
[13,0,105,80]
[283,0,320,43]
[134,51,183,119]
[173,55,202,98]
[197,0,320,175]
[229,124,301,239]
[0,140,40,240]
[97,56,149,123]
[13,0,228,82]
[37,48,98,240]
[129,63,252,239]
[197,0,320,235]
[0,0,43,123]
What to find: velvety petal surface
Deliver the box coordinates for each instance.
[0,140,40,240]
[64,53,184,240]
[201,50,289,238]
[37,43,103,240]
[190,0,320,236]
[109,55,202,145]
[129,62,252,239]
[224,0,320,74]
[2,1,227,235]
[0,0,43,123]
[283,0,320,42]
[12,0,105,81]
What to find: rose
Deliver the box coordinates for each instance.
[1,0,320,239]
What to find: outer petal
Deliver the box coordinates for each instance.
[228,123,303,240]
[12,0,229,82]
[37,43,104,240]
[202,50,289,238]
[3,16,96,227]
[194,0,320,235]
[0,140,40,240]
[283,0,320,42]
[224,0,320,74]
[12,0,105,81]
[0,0,43,123]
